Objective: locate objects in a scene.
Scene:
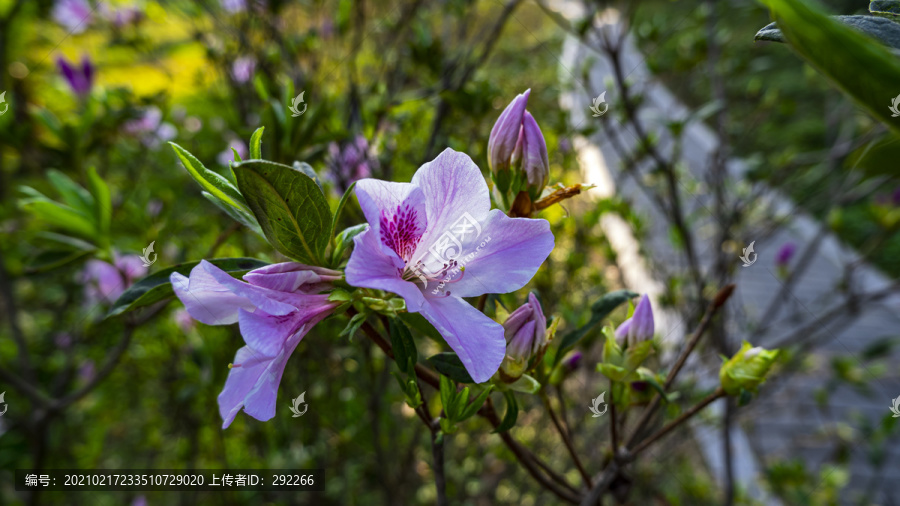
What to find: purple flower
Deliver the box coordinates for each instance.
[615,294,654,347]
[562,351,582,371]
[78,360,96,383]
[173,308,195,332]
[52,0,93,34]
[217,137,249,166]
[55,333,73,349]
[893,187,900,206]
[124,107,177,148]
[231,56,256,83]
[221,0,246,13]
[504,293,547,361]
[488,89,549,200]
[57,55,94,96]
[345,148,555,383]
[81,254,148,304]
[171,261,342,427]
[775,242,797,267]
[327,135,377,193]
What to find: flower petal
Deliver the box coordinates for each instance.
[200,260,305,316]
[355,178,427,264]
[434,209,554,298]
[411,149,491,256]
[419,296,505,383]
[170,264,256,325]
[346,228,427,311]
[242,262,341,292]
[237,294,335,357]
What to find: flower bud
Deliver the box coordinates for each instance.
[614,294,654,347]
[511,111,550,201]
[775,241,796,268]
[488,89,549,202]
[719,341,780,395]
[562,351,583,372]
[500,293,547,380]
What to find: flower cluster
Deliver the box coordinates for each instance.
[167,91,560,427]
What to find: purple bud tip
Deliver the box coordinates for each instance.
[775,241,797,266]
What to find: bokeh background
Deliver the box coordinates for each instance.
[1,0,898,504]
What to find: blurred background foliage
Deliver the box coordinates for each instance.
[0,0,897,505]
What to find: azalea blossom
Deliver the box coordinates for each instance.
[81,254,147,304]
[346,148,555,383]
[124,106,177,148]
[231,56,256,83]
[171,261,341,428]
[51,0,93,34]
[57,55,94,96]
[326,135,377,193]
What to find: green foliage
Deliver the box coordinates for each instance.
[759,0,900,133]
[428,352,475,384]
[232,159,333,265]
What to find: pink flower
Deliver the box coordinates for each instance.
[52,0,93,34]
[346,149,554,383]
[81,254,147,304]
[171,261,341,427]
[231,56,256,83]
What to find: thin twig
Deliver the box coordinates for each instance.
[629,388,726,457]
[358,312,579,502]
[541,390,592,487]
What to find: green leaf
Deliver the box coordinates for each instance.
[293,162,322,190]
[400,313,443,343]
[170,142,249,212]
[624,340,655,372]
[758,0,900,134]
[201,191,263,236]
[439,374,455,418]
[635,368,669,402]
[428,352,475,383]
[230,147,243,163]
[331,223,367,266]
[26,249,94,273]
[755,15,900,48]
[331,181,357,240]
[107,258,268,318]
[86,167,111,236]
[450,386,470,421]
[597,363,628,382]
[508,374,541,394]
[47,170,93,216]
[557,290,638,358]
[492,391,518,433]
[233,159,332,265]
[459,386,493,421]
[19,199,96,239]
[389,318,418,375]
[249,126,265,159]
[870,1,900,20]
[340,312,366,339]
